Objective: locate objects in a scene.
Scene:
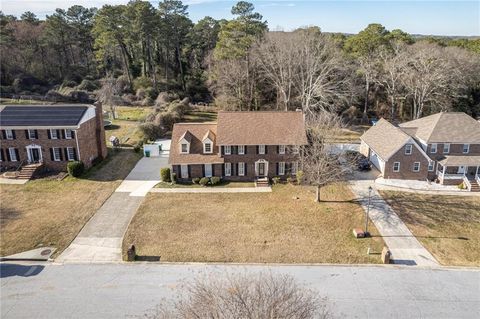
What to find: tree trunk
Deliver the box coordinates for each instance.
[315,185,321,202]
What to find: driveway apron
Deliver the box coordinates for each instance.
[350,180,439,267]
[57,143,170,263]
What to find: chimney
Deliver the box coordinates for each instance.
[93,101,108,159]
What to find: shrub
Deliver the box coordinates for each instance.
[272,176,281,184]
[67,161,84,177]
[76,79,99,91]
[199,177,210,186]
[287,177,294,184]
[133,142,142,153]
[296,170,304,185]
[192,177,200,184]
[210,176,221,185]
[133,76,153,91]
[458,183,466,190]
[146,272,330,319]
[160,168,171,182]
[171,173,177,184]
[62,80,77,88]
[139,122,162,141]
[91,157,103,167]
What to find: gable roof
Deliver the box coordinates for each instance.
[0,105,90,127]
[360,118,413,161]
[216,111,308,145]
[399,112,480,143]
[202,129,215,142]
[169,123,223,165]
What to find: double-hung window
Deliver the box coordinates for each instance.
[66,147,75,161]
[50,129,58,139]
[278,162,285,175]
[291,162,298,175]
[413,162,421,172]
[204,143,212,154]
[405,144,412,155]
[224,145,231,155]
[238,162,245,176]
[5,129,14,140]
[443,143,450,154]
[430,143,437,154]
[53,147,62,161]
[393,162,400,172]
[258,145,265,155]
[65,129,73,139]
[181,143,188,154]
[279,145,286,154]
[28,129,36,139]
[225,163,232,176]
[8,148,18,162]
[428,161,434,172]
[238,145,245,155]
[463,144,470,154]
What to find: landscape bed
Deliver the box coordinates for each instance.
[123,183,384,263]
[380,191,480,267]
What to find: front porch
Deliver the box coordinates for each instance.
[437,156,480,191]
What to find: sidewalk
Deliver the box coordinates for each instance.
[57,149,170,263]
[349,180,439,267]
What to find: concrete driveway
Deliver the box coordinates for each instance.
[57,141,171,263]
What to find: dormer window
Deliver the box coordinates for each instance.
[181,143,189,154]
[405,144,412,155]
[463,144,470,154]
[204,142,212,154]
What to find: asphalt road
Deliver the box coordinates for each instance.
[1,263,479,319]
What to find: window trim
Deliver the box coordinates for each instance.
[65,129,73,140]
[66,147,75,161]
[463,144,470,154]
[413,162,421,172]
[5,129,14,140]
[443,143,450,154]
[404,144,412,155]
[53,147,62,161]
[180,143,189,154]
[28,129,36,139]
[8,148,18,162]
[428,161,434,172]
[204,142,212,154]
[204,164,213,177]
[50,129,58,140]
[224,145,231,155]
[278,162,285,175]
[225,163,232,176]
[393,162,400,172]
[430,143,437,154]
[258,145,266,155]
[291,162,298,175]
[238,145,245,155]
[238,162,245,176]
[180,165,189,178]
[279,145,286,155]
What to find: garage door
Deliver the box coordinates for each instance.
[369,151,381,171]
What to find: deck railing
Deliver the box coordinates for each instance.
[463,176,472,191]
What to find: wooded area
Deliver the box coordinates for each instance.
[1,0,479,120]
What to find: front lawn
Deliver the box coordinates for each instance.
[0,149,142,257]
[380,191,480,267]
[123,183,384,263]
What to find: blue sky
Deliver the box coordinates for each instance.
[1,1,479,36]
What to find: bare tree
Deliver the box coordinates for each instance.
[144,272,330,319]
[96,76,120,119]
[299,111,352,202]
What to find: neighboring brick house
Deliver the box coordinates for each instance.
[0,104,107,174]
[169,111,308,182]
[360,112,480,191]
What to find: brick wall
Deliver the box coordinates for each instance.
[383,144,429,180]
[426,143,480,159]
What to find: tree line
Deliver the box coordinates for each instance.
[1,0,479,120]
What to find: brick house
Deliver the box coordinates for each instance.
[0,104,107,176]
[169,111,308,182]
[360,112,480,191]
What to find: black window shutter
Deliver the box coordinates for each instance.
[61,130,66,139]
[221,146,224,155]
[256,145,259,154]
[265,146,268,154]
[25,130,29,139]
[202,164,205,177]
[57,129,61,139]
[1,130,5,139]
[277,145,280,153]
[188,165,191,178]
[64,148,69,160]
[222,164,225,176]
[15,148,20,161]
[73,148,78,160]
[276,162,279,175]
[233,146,237,155]
[71,130,76,138]
[244,163,247,175]
[50,148,54,160]
[12,130,16,139]
[47,130,51,139]
[34,130,38,139]
[0,149,4,161]
[6,149,11,161]
[244,146,247,154]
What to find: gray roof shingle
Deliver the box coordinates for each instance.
[0,105,89,127]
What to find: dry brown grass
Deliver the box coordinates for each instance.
[380,191,480,267]
[0,149,141,257]
[105,120,143,147]
[123,183,384,263]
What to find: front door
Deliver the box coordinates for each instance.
[258,163,265,176]
[205,164,212,177]
[28,147,41,163]
[458,166,466,174]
